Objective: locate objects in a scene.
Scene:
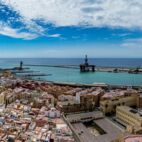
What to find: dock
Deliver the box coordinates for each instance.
[16,73,52,77]
[11,70,39,74]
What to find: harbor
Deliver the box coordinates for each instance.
[22,56,142,74]
[0,58,142,86]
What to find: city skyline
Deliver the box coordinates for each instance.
[0,0,142,58]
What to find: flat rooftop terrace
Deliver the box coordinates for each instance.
[66,111,103,122]
[72,118,122,142]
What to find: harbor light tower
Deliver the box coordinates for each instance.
[19,61,23,70]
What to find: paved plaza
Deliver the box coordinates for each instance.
[72,118,122,142]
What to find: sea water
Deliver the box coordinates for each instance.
[0,58,142,86]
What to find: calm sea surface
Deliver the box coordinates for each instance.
[0,58,142,86]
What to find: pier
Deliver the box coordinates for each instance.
[3,61,53,79]
[19,73,52,77]
[128,67,142,74]
[23,64,142,74]
[24,64,79,69]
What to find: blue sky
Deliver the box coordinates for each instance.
[0,0,142,58]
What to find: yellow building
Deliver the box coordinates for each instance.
[100,90,138,114]
[116,106,142,128]
[0,92,5,104]
[57,89,104,113]
[2,70,12,78]
[57,93,97,113]
[0,86,6,93]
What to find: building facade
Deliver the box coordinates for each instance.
[100,91,138,114]
[116,106,142,128]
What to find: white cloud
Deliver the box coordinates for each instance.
[2,0,142,28]
[48,34,61,38]
[121,38,142,48]
[1,0,142,39]
[112,33,131,37]
[0,23,38,40]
